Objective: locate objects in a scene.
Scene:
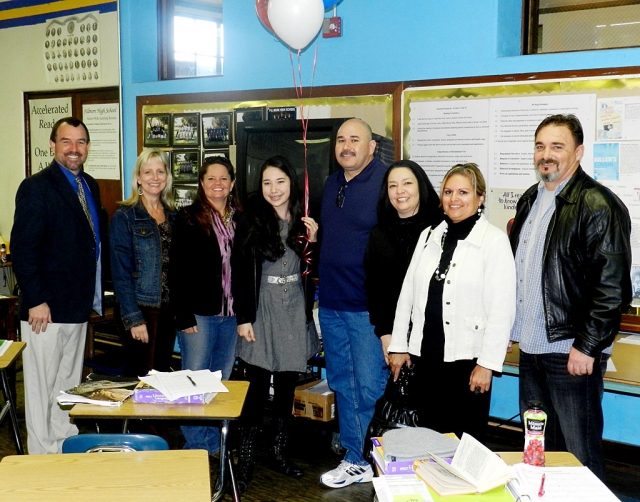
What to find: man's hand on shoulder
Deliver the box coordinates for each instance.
[567,347,595,376]
[28,303,52,334]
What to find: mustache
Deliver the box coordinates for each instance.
[340,151,355,157]
[537,159,558,167]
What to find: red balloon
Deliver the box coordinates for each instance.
[256,0,274,34]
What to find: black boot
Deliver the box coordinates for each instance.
[236,426,258,493]
[270,417,303,478]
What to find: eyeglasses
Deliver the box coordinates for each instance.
[336,184,347,208]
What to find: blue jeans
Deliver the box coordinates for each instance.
[319,308,386,466]
[519,351,605,480]
[179,315,238,455]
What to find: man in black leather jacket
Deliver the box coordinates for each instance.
[509,114,631,480]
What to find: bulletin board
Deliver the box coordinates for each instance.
[24,87,121,221]
[139,92,394,171]
[137,84,396,210]
[401,70,640,303]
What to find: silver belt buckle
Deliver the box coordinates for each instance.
[277,276,286,285]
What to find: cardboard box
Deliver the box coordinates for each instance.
[292,379,335,422]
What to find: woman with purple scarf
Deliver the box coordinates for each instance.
[169,156,241,459]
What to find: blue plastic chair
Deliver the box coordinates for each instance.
[62,433,169,453]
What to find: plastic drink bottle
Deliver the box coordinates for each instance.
[523,400,547,466]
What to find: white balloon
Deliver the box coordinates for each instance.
[268,0,325,51]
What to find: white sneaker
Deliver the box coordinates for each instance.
[320,460,374,488]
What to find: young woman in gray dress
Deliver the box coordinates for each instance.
[231,155,319,492]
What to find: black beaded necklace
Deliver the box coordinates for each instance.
[433,228,450,281]
[432,212,481,282]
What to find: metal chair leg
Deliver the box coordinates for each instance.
[0,371,24,454]
[228,451,240,502]
[212,420,229,502]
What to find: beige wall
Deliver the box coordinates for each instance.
[0,11,120,247]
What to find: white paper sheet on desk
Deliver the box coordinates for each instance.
[0,339,13,357]
[372,474,434,502]
[511,463,620,502]
[616,335,640,345]
[140,370,228,401]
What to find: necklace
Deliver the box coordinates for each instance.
[221,206,232,227]
[433,228,450,282]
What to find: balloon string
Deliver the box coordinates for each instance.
[289,46,318,275]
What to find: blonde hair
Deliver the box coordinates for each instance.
[121,149,175,210]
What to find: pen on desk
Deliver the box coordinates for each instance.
[538,473,546,497]
[187,375,197,387]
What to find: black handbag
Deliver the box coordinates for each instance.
[363,362,420,465]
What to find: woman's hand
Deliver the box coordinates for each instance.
[182,326,198,335]
[469,365,492,393]
[380,335,392,366]
[237,323,255,342]
[389,352,412,382]
[506,340,514,353]
[131,324,149,344]
[302,217,319,243]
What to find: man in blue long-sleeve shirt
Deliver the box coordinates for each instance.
[319,118,388,488]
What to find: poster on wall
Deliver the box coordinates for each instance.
[44,12,102,85]
[28,96,73,173]
[82,103,120,180]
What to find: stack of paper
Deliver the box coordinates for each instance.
[139,369,228,402]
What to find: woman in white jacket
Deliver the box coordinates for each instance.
[388,163,515,443]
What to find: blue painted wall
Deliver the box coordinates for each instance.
[119,0,640,189]
[120,2,640,446]
[491,371,640,446]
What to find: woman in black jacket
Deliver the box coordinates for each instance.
[364,160,442,363]
[231,155,319,492]
[169,156,241,458]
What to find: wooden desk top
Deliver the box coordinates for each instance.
[497,451,581,467]
[605,334,640,386]
[0,449,211,502]
[70,380,249,420]
[0,342,25,371]
[504,334,640,388]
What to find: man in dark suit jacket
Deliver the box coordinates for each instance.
[11,117,105,454]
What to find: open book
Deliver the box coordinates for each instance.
[56,378,139,407]
[415,433,514,496]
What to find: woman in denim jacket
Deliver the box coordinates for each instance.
[110,149,177,377]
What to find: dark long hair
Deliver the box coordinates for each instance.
[376,160,442,228]
[187,156,241,234]
[248,155,305,261]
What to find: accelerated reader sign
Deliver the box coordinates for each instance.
[28,97,73,173]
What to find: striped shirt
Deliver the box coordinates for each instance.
[511,179,574,354]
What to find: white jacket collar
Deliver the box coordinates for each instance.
[427,215,490,248]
